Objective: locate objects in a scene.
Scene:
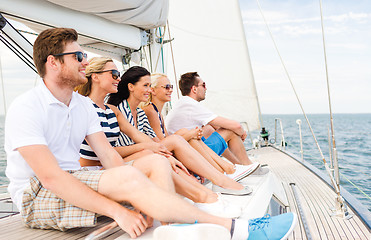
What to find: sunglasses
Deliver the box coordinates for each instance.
[160,84,174,90]
[197,82,206,88]
[93,69,121,80]
[53,51,87,62]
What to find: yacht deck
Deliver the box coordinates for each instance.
[0,146,370,239]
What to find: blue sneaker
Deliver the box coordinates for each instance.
[247,213,297,240]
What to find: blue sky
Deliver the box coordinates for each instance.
[0,0,370,114]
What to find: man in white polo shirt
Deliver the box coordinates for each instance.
[166,72,259,168]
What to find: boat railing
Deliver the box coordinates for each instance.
[295,119,304,161]
[274,118,285,150]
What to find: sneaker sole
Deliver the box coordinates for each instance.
[280,212,298,240]
[153,223,230,240]
[234,163,261,182]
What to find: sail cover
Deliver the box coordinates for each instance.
[0,0,169,59]
[46,0,168,30]
[164,0,261,131]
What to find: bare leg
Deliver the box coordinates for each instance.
[217,129,253,165]
[172,170,218,204]
[122,149,153,162]
[160,135,244,190]
[98,160,232,229]
[188,139,224,173]
[132,152,175,193]
[221,148,242,165]
[202,124,215,138]
[175,129,230,173]
[124,149,218,205]
[198,140,235,174]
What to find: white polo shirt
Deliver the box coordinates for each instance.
[165,96,217,135]
[5,81,102,210]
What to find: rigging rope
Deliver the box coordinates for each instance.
[154,26,165,73]
[319,0,340,193]
[255,0,339,193]
[167,20,180,99]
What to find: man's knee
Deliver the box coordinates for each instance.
[100,165,146,193]
[216,128,235,141]
[133,153,171,175]
[149,154,172,170]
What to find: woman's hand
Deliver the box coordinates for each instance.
[167,156,190,175]
[188,127,203,140]
[145,142,172,157]
[195,127,203,140]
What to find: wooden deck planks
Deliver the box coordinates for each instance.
[249,147,370,240]
[0,214,123,239]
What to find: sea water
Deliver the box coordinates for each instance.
[0,113,370,211]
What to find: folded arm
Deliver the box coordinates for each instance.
[209,116,246,137]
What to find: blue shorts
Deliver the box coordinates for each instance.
[201,132,228,156]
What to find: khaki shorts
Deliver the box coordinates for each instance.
[21,169,104,231]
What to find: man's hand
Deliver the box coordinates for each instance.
[241,131,247,142]
[114,208,148,238]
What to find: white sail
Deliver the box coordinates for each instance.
[164,0,262,131]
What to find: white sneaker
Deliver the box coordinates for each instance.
[194,194,242,218]
[226,162,260,182]
[212,185,252,196]
[251,166,270,175]
[154,223,230,240]
[231,219,250,240]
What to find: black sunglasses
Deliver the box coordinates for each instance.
[160,84,174,90]
[197,82,206,88]
[53,51,87,62]
[92,69,121,80]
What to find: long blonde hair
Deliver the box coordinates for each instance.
[75,57,113,96]
[140,73,168,108]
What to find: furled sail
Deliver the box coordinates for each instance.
[164,0,261,131]
[0,0,169,60]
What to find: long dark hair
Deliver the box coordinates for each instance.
[107,66,150,106]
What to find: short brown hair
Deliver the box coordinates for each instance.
[33,28,78,78]
[179,72,200,96]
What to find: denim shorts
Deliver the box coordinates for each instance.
[202,131,228,156]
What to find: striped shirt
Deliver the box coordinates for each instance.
[116,99,157,146]
[80,102,120,160]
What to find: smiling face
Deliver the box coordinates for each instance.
[93,61,120,94]
[152,76,173,103]
[57,41,89,89]
[130,75,152,103]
